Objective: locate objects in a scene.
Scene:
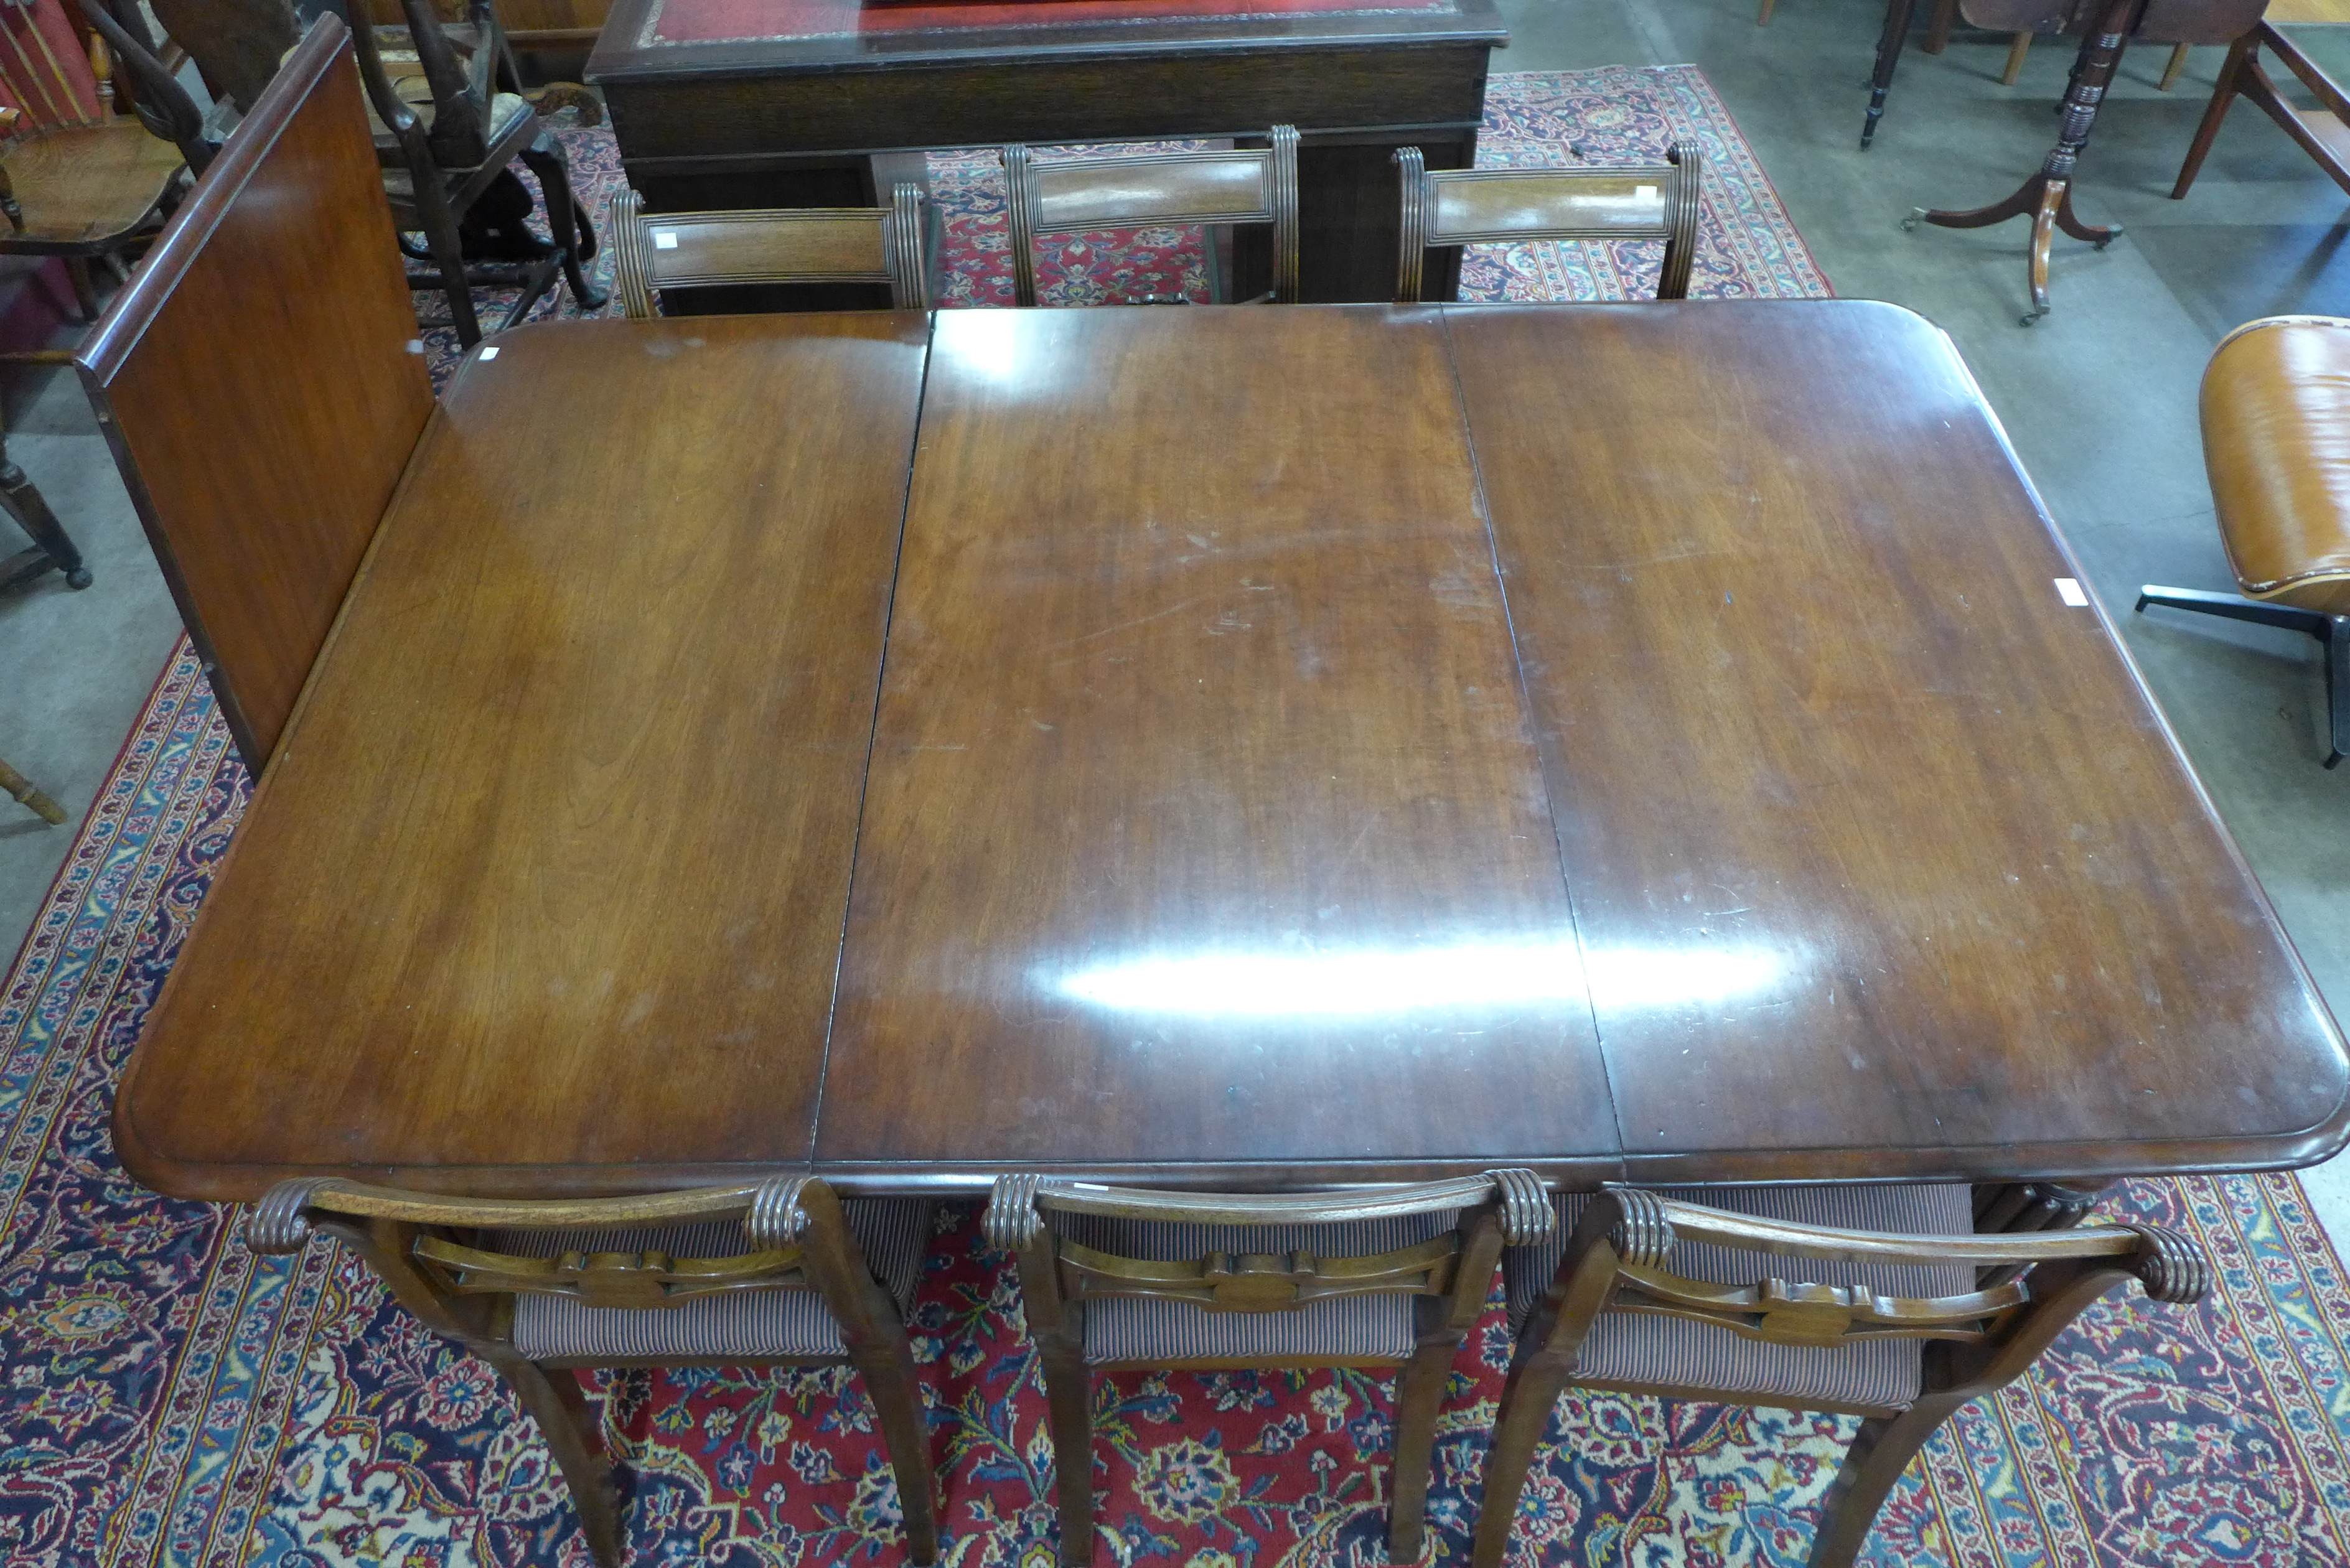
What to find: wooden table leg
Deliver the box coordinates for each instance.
[1864,0,1924,148]
[1902,0,2142,322]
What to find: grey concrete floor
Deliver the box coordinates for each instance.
[4,2,2350,1223]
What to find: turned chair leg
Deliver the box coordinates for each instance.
[494,1354,625,1568]
[1,757,65,824]
[0,442,89,590]
[1805,1396,1966,1567]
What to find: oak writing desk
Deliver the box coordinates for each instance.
[101,298,2350,1200]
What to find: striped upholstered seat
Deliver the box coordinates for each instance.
[1062,1211,1454,1364]
[504,1200,932,1361]
[1505,1185,1973,1409]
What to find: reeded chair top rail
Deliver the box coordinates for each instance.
[611,184,930,314]
[1394,139,1702,301]
[1001,125,1299,304]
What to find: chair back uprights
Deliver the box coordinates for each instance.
[611,184,930,316]
[1471,1183,2211,1568]
[999,124,1299,307]
[986,1169,1548,1568]
[1394,141,1702,302]
[248,1174,942,1568]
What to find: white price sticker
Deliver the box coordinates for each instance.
[2054,577,2089,607]
[653,230,679,250]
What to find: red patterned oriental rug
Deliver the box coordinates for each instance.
[11,65,2349,1568]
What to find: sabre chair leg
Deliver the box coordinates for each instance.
[2174,32,2258,198]
[1386,1333,1456,1564]
[1468,1355,1576,1568]
[2003,31,2033,85]
[1037,1340,1097,1566]
[1805,1397,1965,1568]
[499,1355,625,1568]
[854,1339,941,1565]
[2135,586,2349,767]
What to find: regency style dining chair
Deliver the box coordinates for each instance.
[983,1169,1550,1568]
[609,184,930,315]
[1470,1183,2211,1568]
[999,124,1299,306]
[246,1174,941,1568]
[1393,141,1702,303]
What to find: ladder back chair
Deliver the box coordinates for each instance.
[1393,141,1703,303]
[248,1175,941,1568]
[1473,1183,2211,1568]
[999,124,1299,307]
[610,184,929,317]
[985,1169,1550,1568]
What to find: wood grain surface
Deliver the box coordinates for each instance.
[78,17,433,768]
[108,301,2350,1202]
[113,314,930,1198]
[1444,301,2349,1182]
[818,307,1609,1181]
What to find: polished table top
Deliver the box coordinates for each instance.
[113,301,2350,1202]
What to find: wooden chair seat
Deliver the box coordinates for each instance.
[502,1202,931,1360]
[1509,1185,1975,1410]
[3,119,185,248]
[1064,1209,1456,1365]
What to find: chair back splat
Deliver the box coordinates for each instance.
[1394,139,1702,302]
[986,1169,1549,1567]
[999,124,1299,306]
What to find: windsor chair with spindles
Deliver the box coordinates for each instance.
[0,0,205,321]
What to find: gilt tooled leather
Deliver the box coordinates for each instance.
[2203,316,2350,615]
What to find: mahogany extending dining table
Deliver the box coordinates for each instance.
[103,288,2350,1206]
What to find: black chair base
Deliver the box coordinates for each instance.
[2137,584,2348,768]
